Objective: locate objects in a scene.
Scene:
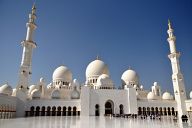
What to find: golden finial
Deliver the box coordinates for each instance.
[96,55,100,60]
[32,3,36,14]
[168,19,172,30]
[128,66,131,70]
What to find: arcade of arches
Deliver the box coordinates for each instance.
[0,105,16,119]
[25,106,80,117]
[137,107,177,116]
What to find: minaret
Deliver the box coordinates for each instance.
[167,20,187,118]
[16,4,37,92]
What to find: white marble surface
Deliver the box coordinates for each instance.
[0,116,191,128]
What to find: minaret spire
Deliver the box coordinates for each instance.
[167,20,188,120]
[16,4,37,99]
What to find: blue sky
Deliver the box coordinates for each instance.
[0,0,192,96]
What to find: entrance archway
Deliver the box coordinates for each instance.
[95,104,100,116]
[119,104,124,115]
[105,100,114,116]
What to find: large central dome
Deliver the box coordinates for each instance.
[52,65,72,82]
[86,59,109,79]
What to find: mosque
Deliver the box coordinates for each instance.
[0,5,192,121]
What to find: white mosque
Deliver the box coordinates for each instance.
[0,5,192,121]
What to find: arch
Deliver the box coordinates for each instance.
[119,104,124,115]
[35,106,40,116]
[171,107,175,115]
[30,106,34,116]
[143,107,146,116]
[138,107,142,115]
[147,107,150,116]
[159,107,163,116]
[68,106,72,116]
[163,107,167,115]
[95,104,100,116]
[41,106,45,116]
[52,106,56,116]
[105,100,114,116]
[73,107,77,116]
[47,106,51,116]
[151,107,154,115]
[62,106,66,116]
[168,107,171,116]
[57,106,61,116]
[155,107,158,115]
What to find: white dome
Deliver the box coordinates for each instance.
[162,92,173,100]
[31,89,41,99]
[147,92,157,100]
[96,74,114,88]
[86,59,109,79]
[0,83,12,95]
[121,69,139,86]
[190,91,192,99]
[51,90,60,99]
[71,87,80,99]
[52,65,72,82]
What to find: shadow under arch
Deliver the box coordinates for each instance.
[105,100,114,116]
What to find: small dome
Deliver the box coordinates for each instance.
[40,77,45,83]
[51,90,60,99]
[121,69,139,86]
[153,82,158,86]
[31,89,41,99]
[162,92,173,100]
[190,91,192,99]
[52,65,72,82]
[96,74,114,88]
[73,79,80,86]
[0,83,13,95]
[86,59,109,79]
[71,87,80,99]
[147,92,157,100]
[140,85,144,90]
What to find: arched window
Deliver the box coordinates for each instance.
[159,107,163,116]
